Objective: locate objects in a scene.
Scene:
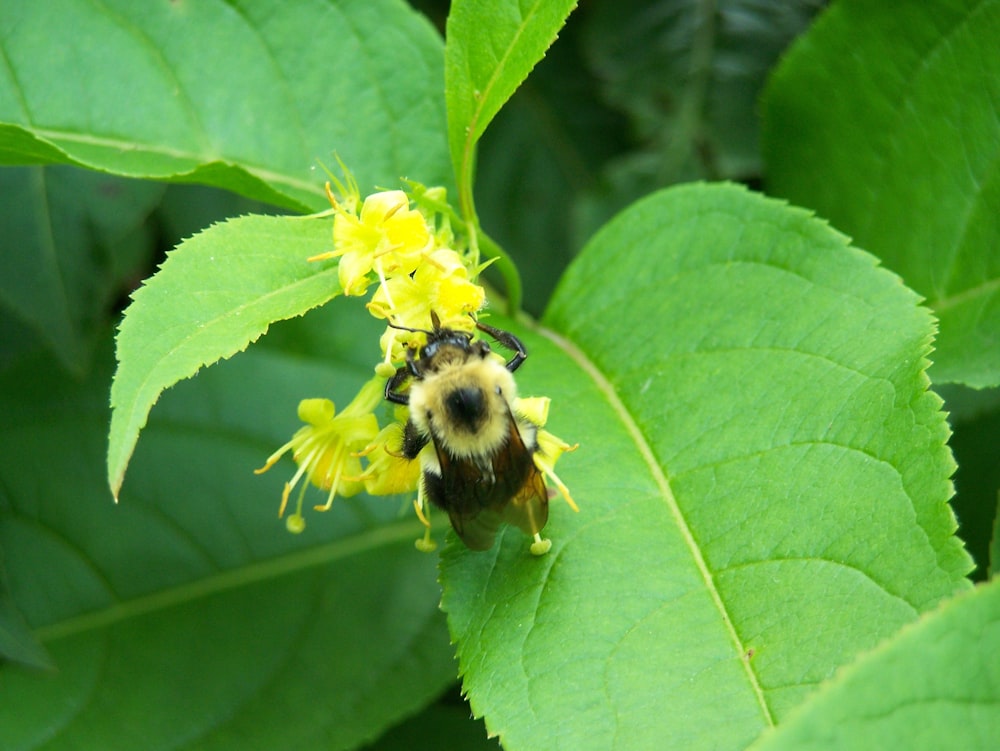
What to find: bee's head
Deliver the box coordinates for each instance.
[409,353,517,457]
[443,385,488,432]
[387,311,486,374]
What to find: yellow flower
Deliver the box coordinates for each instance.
[533,428,580,512]
[367,248,486,364]
[255,379,383,532]
[352,422,421,497]
[312,189,433,297]
[515,396,579,513]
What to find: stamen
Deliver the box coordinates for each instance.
[382,329,398,368]
[412,486,437,552]
[415,526,437,553]
[534,453,579,512]
[530,534,552,556]
[291,479,309,521]
[278,482,292,518]
[421,248,447,271]
[383,201,405,221]
[413,496,431,528]
[287,444,319,492]
[254,438,296,474]
[374,258,395,310]
[314,444,345,511]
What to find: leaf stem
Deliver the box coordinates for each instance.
[456,141,523,316]
[414,176,523,315]
[478,227,522,315]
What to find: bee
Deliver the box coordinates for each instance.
[385,313,548,550]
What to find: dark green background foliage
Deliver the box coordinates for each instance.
[1,1,998,750]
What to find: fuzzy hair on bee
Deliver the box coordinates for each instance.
[385,313,548,551]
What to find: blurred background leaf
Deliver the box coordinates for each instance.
[580,0,825,192]
[0,303,461,749]
[0,559,52,671]
[470,0,826,314]
[0,166,163,374]
[0,0,451,210]
[941,384,1000,580]
[762,0,1000,389]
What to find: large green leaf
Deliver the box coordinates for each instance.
[0,166,162,374]
[444,0,578,193]
[0,0,450,211]
[439,183,972,750]
[1,310,457,748]
[762,0,1000,388]
[750,579,1000,750]
[108,215,339,500]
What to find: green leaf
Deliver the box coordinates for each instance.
[0,166,162,374]
[762,0,1000,388]
[108,215,339,500]
[749,579,1000,751]
[0,563,53,671]
[581,0,823,182]
[475,96,585,316]
[0,0,450,210]
[2,320,456,748]
[945,387,1000,578]
[444,0,578,196]
[439,183,972,750]
[364,689,497,751]
[992,492,1000,578]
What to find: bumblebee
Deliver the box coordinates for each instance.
[385,314,548,550]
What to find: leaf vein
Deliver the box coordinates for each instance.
[536,323,776,728]
[35,518,423,642]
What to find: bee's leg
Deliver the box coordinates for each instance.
[476,321,528,372]
[400,418,429,459]
[384,366,411,404]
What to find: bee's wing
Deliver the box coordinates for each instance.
[499,412,549,538]
[443,411,548,551]
[501,462,548,539]
[433,440,508,551]
[448,507,504,551]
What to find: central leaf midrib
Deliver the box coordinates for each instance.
[35,518,424,643]
[537,323,775,727]
[31,127,325,201]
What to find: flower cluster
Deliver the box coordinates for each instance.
[256,175,576,553]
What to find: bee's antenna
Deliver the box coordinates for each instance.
[385,318,434,336]
[386,310,452,336]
